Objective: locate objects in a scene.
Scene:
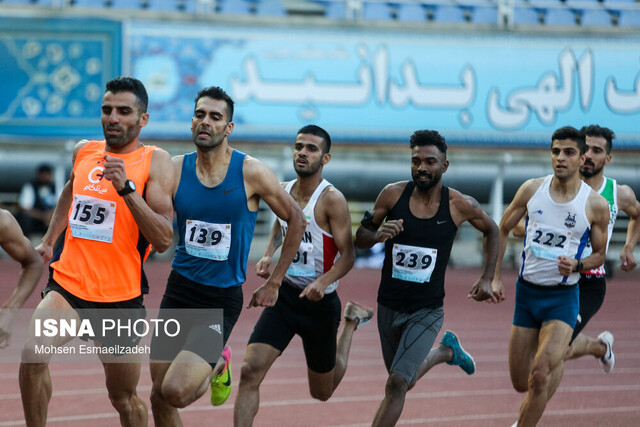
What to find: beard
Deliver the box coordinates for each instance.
[294,158,322,177]
[193,128,225,151]
[412,172,440,190]
[104,124,140,148]
[580,163,603,178]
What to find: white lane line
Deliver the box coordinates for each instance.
[2,384,640,425]
[326,405,640,427]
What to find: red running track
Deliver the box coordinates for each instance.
[0,259,638,426]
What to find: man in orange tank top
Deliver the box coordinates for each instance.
[19,77,174,427]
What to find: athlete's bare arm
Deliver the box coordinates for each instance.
[450,190,499,302]
[492,178,543,300]
[244,157,305,308]
[36,140,88,262]
[617,184,640,271]
[300,188,355,301]
[254,182,288,279]
[0,210,44,347]
[104,149,174,252]
[355,182,405,249]
[558,192,609,276]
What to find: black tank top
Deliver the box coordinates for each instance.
[378,182,457,313]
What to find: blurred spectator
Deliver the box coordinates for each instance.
[17,164,57,239]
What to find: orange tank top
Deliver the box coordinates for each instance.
[51,140,157,302]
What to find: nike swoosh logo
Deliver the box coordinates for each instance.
[437,220,447,225]
[224,187,239,195]
[222,369,231,386]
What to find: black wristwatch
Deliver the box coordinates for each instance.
[573,260,584,273]
[117,179,136,197]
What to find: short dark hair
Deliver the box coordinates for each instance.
[551,126,586,154]
[37,163,53,174]
[581,124,615,154]
[105,77,148,114]
[409,130,447,154]
[195,86,234,122]
[297,125,332,154]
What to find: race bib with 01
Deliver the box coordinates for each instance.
[527,222,571,261]
[287,242,315,277]
[185,220,231,261]
[391,243,438,283]
[69,195,116,243]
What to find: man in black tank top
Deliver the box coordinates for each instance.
[356,130,500,426]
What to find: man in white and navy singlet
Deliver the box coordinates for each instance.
[561,125,640,373]
[234,125,372,427]
[493,126,610,427]
[356,130,501,427]
[149,87,305,426]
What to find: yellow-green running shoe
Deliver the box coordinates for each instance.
[210,346,232,406]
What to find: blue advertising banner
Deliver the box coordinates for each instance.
[0,17,121,139]
[128,22,640,147]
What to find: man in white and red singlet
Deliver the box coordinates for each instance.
[234,125,372,427]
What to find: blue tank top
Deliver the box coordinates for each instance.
[171,150,257,288]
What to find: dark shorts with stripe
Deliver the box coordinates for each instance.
[43,278,145,350]
[150,269,243,367]
[377,303,444,385]
[571,274,607,342]
[248,280,341,374]
[513,277,579,329]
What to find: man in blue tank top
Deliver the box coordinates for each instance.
[355,130,501,427]
[149,87,305,426]
[492,126,610,427]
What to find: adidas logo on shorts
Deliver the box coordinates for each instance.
[209,324,222,335]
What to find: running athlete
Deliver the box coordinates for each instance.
[234,125,372,427]
[563,125,640,370]
[19,77,174,427]
[508,125,640,374]
[492,126,609,427]
[0,209,44,347]
[355,130,500,427]
[149,87,305,426]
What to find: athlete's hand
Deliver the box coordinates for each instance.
[102,154,127,192]
[35,242,53,263]
[299,280,326,302]
[247,281,279,308]
[468,278,498,303]
[557,256,576,277]
[0,310,14,348]
[620,248,637,272]
[489,279,506,302]
[255,256,272,279]
[375,219,403,243]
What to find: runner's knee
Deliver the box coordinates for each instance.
[528,364,551,395]
[240,360,266,387]
[385,373,409,399]
[161,381,192,408]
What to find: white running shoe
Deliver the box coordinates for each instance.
[597,331,615,374]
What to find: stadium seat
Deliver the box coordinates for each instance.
[146,0,180,12]
[580,9,612,26]
[472,6,498,23]
[544,8,576,25]
[362,1,393,21]
[433,5,467,23]
[219,0,251,15]
[513,6,541,24]
[618,9,640,27]
[110,0,144,10]
[323,1,347,19]
[396,2,427,22]
[256,0,287,16]
[72,0,109,9]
